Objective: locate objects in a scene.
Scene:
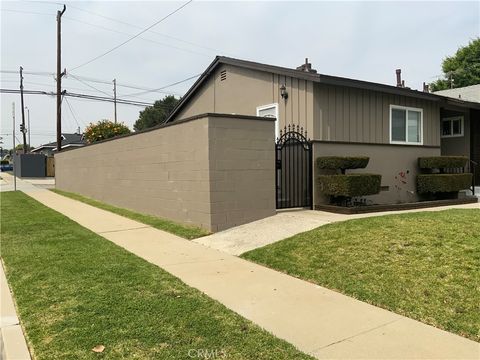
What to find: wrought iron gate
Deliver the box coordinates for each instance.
[275,125,313,209]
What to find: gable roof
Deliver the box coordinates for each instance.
[32,133,85,152]
[165,56,480,123]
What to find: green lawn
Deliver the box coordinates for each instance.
[1,191,311,359]
[242,209,480,341]
[51,189,209,240]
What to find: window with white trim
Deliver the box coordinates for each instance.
[390,105,423,145]
[441,116,463,138]
[256,103,279,139]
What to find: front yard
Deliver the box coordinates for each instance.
[241,209,480,341]
[1,192,311,359]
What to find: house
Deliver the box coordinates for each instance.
[165,56,480,205]
[31,133,86,156]
[433,84,480,103]
[53,56,478,231]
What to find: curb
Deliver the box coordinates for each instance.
[1,261,31,360]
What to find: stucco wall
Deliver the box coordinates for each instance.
[313,142,440,205]
[55,114,275,232]
[440,107,471,157]
[175,65,315,138]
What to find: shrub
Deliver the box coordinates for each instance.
[0,160,9,165]
[417,173,473,193]
[316,156,369,171]
[317,174,381,197]
[84,120,131,144]
[418,156,468,169]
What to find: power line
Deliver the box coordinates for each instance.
[68,73,111,97]
[1,69,183,97]
[69,0,194,71]
[1,88,153,107]
[1,8,53,16]
[64,97,85,128]
[64,16,211,58]
[25,0,226,55]
[124,73,201,96]
[0,69,55,76]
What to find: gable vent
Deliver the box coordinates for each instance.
[220,69,227,81]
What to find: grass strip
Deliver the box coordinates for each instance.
[242,209,480,341]
[51,189,209,240]
[1,191,311,359]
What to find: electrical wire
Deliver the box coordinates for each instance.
[24,0,226,55]
[69,0,194,71]
[64,97,86,128]
[1,70,183,97]
[68,73,112,97]
[65,16,211,58]
[0,88,153,107]
[124,73,201,97]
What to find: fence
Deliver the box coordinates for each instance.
[55,113,276,232]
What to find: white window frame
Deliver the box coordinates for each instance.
[441,116,464,138]
[256,103,279,139]
[389,104,423,145]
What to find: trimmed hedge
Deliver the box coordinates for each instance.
[418,156,468,169]
[316,156,369,170]
[0,160,9,165]
[417,173,473,193]
[317,174,381,197]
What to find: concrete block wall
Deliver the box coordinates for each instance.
[55,114,276,232]
[208,116,276,231]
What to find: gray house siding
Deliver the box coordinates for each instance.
[313,83,441,146]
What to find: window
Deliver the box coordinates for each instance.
[256,103,279,139]
[441,116,464,138]
[390,105,423,145]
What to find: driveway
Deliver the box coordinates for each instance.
[194,202,479,255]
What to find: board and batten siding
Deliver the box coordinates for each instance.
[313,83,441,146]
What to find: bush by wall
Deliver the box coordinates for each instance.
[417,174,473,193]
[0,160,10,165]
[418,156,468,170]
[316,156,369,171]
[318,174,381,197]
[84,120,131,144]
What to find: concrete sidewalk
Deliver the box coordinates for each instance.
[195,203,479,255]
[18,186,479,359]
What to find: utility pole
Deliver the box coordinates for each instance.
[19,67,27,153]
[12,102,17,191]
[56,4,66,153]
[113,78,117,123]
[25,106,31,150]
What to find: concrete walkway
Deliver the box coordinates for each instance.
[11,183,477,359]
[195,203,479,255]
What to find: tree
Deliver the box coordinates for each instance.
[133,95,180,131]
[84,120,131,144]
[15,144,33,152]
[430,38,480,91]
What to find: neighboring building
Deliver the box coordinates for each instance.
[165,56,480,205]
[32,133,86,156]
[434,84,480,103]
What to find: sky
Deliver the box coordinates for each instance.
[1,0,479,148]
